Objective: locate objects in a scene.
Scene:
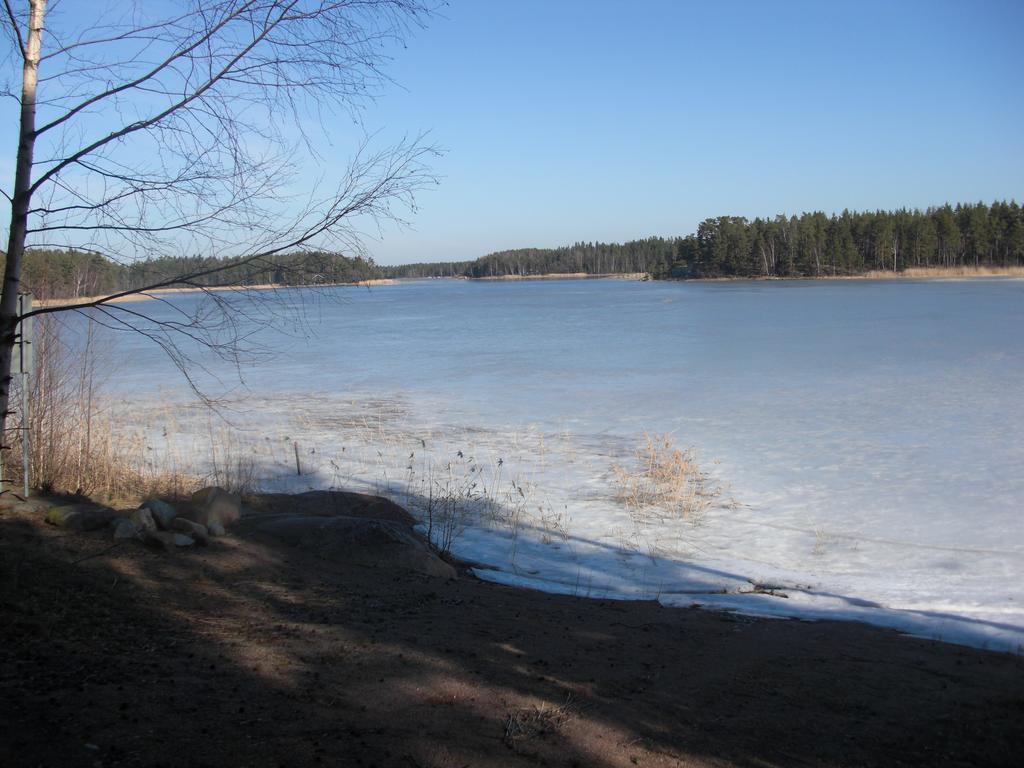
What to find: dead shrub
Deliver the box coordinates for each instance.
[503,698,574,746]
[612,433,719,524]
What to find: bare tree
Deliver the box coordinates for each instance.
[0,0,437,449]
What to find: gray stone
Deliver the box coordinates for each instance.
[142,499,178,529]
[143,530,194,551]
[207,522,226,537]
[44,505,79,527]
[45,504,119,531]
[170,517,209,544]
[12,500,53,515]
[256,515,456,579]
[131,507,157,532]
[187,486,241,529]
[113,518,142,540]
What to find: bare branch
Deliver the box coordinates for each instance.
[0,0,439,448]
[33,2,257,138]
[30,5,290,195]
[2,0,26,57]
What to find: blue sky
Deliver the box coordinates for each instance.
[350,0,1023,264]
[2,1,1021,266]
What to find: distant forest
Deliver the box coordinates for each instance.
[387,201,1023,280]
[5,201,1022,299]
[2,250,382,300]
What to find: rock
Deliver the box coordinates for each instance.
[141,499,178,529]
[45,505,79,527]
[143,530,194,551]
[170,517,209,544]
[45,504,119,531]
[131,507,157,532]
[14,499,57,515]
[207,522,226,537]
[113,518,142,540]
[187,486,241,529]
[256,515,457,579]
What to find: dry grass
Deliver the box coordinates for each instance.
[5,316,198,504]
[2,308,278,502]
[613,433,719,524]
[201,415,261,495]
[503,698,574,746]
[861,265,1024,279]
[410,457,485,555]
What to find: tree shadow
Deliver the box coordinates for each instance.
[300,472,1024,653]
[2,495,1023,768]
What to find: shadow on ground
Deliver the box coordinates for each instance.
[2,491,1023,768]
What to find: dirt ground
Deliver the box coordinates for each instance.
[2,492,1022,768]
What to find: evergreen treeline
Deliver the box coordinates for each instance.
[383,259,473,278]
[2,249,383,300]
[385,201,1024,279]
[7,201,1022,298]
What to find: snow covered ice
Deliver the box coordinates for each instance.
[94,277,1024,653]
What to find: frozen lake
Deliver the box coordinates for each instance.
[91,277,1024,651]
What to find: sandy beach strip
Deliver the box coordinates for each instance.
[34,278,397,308]
[2,492,1022,767]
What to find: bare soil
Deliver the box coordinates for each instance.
[2,492,1022,767]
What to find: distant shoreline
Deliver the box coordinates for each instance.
[842,265,1024,280]
[662,265,1024,283]
[404,265,1024,284]
[466,271,650,282]
[35,278,396,308]
[33,266,1024,307]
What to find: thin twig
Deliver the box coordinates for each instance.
[71,540,125,564]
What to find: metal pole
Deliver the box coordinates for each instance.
[22,371,29,497]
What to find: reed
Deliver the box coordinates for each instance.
[5,316,194,503]
[416,457,484,555]
[612,433,719,523]
[861,265,1024,279]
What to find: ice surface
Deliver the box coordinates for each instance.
[85,278,1024,653]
